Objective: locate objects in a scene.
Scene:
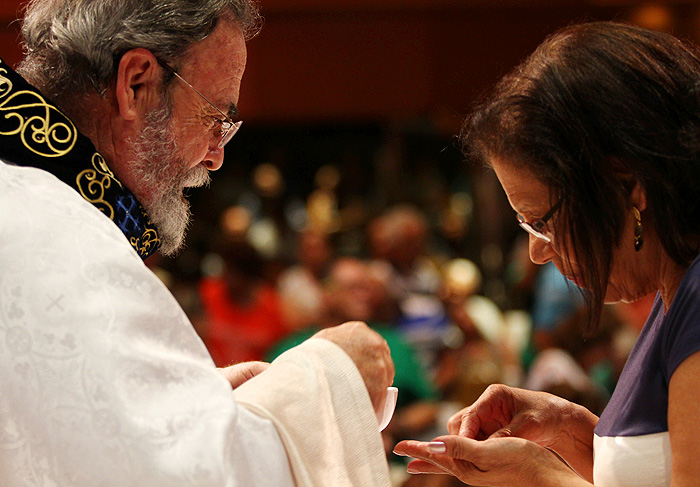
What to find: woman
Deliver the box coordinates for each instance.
[394,21,700,487]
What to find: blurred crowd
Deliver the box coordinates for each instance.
[148,124,654,487]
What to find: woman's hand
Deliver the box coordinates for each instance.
[218,361,270,389]
[447,384,597,480]
[449,384,570,441]
[393,435,591,487]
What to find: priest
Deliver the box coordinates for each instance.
[0,1,394,485]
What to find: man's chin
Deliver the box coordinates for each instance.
[133,164,209,256]
[158,237,186,257]
[144,193,192,257]
[156,219,189,256]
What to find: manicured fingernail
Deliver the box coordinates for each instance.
[427,441,446,454]
[393,450,408,457]
[407,467,420,474]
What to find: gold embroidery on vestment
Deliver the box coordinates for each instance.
[131,228,161,257]
[0,67,78,158]
[76,153,119,218]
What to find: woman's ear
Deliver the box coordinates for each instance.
[114,48,162,121]
[630,178,648,212]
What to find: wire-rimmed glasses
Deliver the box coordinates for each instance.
[158,59,242,149]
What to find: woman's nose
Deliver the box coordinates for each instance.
[528,234,556,265]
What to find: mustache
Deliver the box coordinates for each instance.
[181,164,211,189]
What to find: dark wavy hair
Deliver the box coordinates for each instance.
[463,21,700,333]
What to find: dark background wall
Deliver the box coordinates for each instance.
[4,1,700,123]
[2,0,699,302]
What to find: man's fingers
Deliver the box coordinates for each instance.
[383,343,395,384]
[448,405,502,439]
[219,361,270,389]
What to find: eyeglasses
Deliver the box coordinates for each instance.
[158,59,242,149]
[516,199,562,243]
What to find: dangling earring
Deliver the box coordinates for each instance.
[633,206,644,252]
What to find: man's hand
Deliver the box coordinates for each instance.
[313,321,395,413]
[218,361,270,389]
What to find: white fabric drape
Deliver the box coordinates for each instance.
[235,338,391,487]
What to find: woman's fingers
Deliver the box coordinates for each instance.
[394,438,476,466]
[405,460,450,475]
[447,384,520,438]
[394,437,492,483]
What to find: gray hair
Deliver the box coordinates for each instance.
[17,0,261,101]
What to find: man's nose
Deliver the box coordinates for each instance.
[202,147,225,171]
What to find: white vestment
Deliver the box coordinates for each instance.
[0,159,391,487]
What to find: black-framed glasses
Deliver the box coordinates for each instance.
[158,59,242,149]
[516,199,562,243]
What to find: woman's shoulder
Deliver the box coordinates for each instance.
[668,255,700,313]
[661,254,700,380]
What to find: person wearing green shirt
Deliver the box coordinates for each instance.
[268,257,440,434]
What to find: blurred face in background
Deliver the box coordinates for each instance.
[326,258,375,324]
[299,230,331,275]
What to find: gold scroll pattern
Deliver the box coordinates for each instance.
[0,66,78,158]
[76,153,121,219]
[131,229,161,257]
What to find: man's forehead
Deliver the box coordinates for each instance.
[183,18,247,70]
[181,22,247,112]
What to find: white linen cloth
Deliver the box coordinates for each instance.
[0,159,391,487]
[235,339,391,487]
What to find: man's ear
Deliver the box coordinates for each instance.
[115,48,162,121]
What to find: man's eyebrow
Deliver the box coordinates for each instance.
[226,103,239,120]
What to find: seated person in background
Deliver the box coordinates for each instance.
[436,258,514,406]
[524,262,624,414]
[368,205,451,376]
[269,257,441,444]
[277,228,333,331]
[199,239,288,366]
[530,262,584,352]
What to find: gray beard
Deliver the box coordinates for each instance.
[128,101,211,256]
